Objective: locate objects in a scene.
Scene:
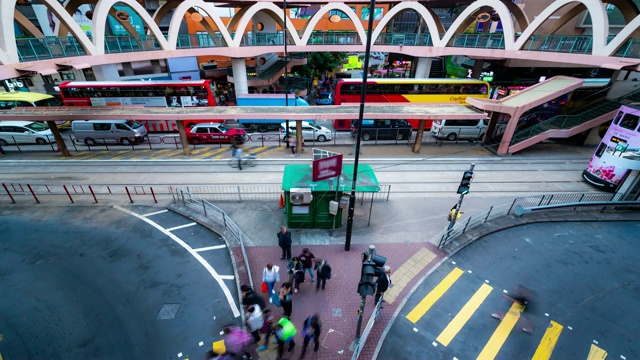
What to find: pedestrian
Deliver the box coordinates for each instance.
[262,263,280,303]
[241,284,266,311]
[277,226,292,260]
[274,317,296,359]
[299,314,321,358]
[374,265,392,306]
[246,304,264,344]
[234,143,244,171]
[314,257,332,291]
[287,257,304,293]
[221,324,253,359]
[257,308,275,351]
[298,248,316,282]
[448,205,463,222]
[279,282,293,318]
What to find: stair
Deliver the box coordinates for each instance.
[257,59,287,80]
[510,87,640,145]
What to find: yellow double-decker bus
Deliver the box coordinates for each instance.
[0,91,67,128]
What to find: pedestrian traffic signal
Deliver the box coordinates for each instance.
[357,252,387,297]
[457,170,474,194]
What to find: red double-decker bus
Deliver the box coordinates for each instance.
[59,80,221,132]
[333,78,490,130]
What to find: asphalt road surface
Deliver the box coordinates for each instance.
[379,221,640,360]
[0,205,238,359]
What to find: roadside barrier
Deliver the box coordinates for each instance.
[1,183,162,204]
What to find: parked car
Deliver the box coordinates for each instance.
[316,92,334,105]
[351,119,412,141]
[280,122,332,142]
[0,121,55,145]
[430,119,488,141]
[187,123,247,144]
[72,120,147,145]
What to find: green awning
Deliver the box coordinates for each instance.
[282,164,380,192]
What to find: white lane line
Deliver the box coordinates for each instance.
[194,245,227,252]
[220,275,235,280]
[113,205,240,318]
[166,223,197,232]
[142,210,168,217]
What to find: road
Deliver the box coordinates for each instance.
[0,205,238,360]
[378,221,640,360]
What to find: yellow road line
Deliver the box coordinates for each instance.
[437,283,493,346]
[586,344,608,359]
[476,301,524,360]
[531,321,563,360]
[405,267,464,323]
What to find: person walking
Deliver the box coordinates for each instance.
[287,257,304,293]
[246,304,264,344]
[299,314,321,358]
[234,144,244,171]
[274,317,296,359]
[277,226,292,260]
[221,324,253,360]
[262,263,280,303]
[374,266,392,306]
[279,282,293,318]
[257,308,275,352]
[298,248,316,282]
[314,258,332,291]
[241,284,266,311]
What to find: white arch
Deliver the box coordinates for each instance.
[514,0,608,54]
[165,0,232,50]
[92,0,169,55]
[604,14,640,56]
[0,0,19,63]
[41,0,95,54]
[441,0,516,50]
[371,2,444,47]
[298,3,365,45]
[230,2,302,47]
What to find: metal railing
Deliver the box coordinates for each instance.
[12,32,640,62]
[437,192,627,250]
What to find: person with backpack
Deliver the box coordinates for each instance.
[221,324,253,359]
[299,314,321,358]
[314,258,332,291]
[274,317,296,359]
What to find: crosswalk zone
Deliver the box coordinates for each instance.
[404,266,609,360]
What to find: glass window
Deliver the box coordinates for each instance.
[195,127,209,133]
[613,111,624,125]
[34,98,59,106]
[619,114,639,130]
[93,123,111,131]
[115,123,129,130]
[0,100,16,109]
[24,122,48,131]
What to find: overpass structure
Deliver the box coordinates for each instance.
[2,0,640,155]
[2,0,640,80]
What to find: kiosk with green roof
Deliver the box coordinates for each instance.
[281,163,380,229]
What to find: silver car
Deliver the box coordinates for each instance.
[280,122,332,142]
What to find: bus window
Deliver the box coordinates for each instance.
[619,114,639,130]
[613,111,624,125]
[595,142,607,158]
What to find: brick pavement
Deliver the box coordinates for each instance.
[238,242,446,360]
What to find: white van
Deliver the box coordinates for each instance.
[431,119,488,141]
[72,120,147,145]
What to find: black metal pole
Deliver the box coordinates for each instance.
[446,163,476,232]
[284,0,290,148]
[345,0,376,251]
[354,245,375,341]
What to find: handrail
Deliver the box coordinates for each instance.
[514,201,640,216]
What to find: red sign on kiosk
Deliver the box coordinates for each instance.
[312,154,343,182]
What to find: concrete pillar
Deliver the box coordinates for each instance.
[232,58,249,95]
[92,64,119,81]
[414,58,432,78]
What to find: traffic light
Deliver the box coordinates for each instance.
[457,170,474,195]
[357,252,387,297]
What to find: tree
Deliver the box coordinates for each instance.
[291,52,346,78]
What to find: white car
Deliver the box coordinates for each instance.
[0,121,55,145]
[279,122,332,142]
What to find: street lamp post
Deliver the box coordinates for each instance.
[345,0,376,251]
[283,0,290,148]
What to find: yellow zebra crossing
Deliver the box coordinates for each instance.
[404,266,607,360]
